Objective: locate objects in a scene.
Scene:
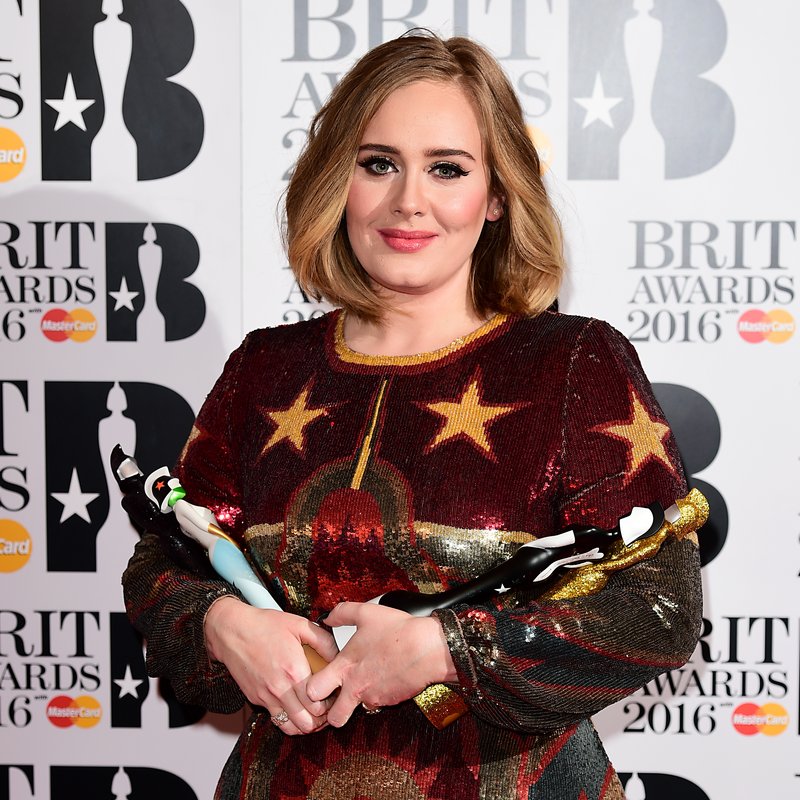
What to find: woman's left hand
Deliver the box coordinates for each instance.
[305,601,457,727]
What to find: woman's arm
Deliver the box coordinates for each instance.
[121,338,254,712]
[122,333,339,731]
[122,529,246,713]
[431,320,703,733]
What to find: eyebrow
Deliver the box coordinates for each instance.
[358,143,476,161]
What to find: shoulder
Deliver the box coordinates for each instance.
[505,312,650,390]
[235,310,336,361]
[505,311,630,360]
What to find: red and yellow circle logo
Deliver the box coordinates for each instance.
[46,695,102,728]
[0,127,26,182]
[41,308,97,342]
[737,309,795,343]
[732,702,789,736]
[0,519,32,573]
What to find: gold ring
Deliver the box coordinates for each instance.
[270,709,289,725]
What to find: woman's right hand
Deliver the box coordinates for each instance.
[204,596,339,735]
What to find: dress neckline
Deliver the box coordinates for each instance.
[331,309,510,368]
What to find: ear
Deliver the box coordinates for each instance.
[485,193,504,222]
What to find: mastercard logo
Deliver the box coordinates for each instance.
[732,702,789,736]
[737,309,795,344]
[41,308,97,342]
[0,127,26,182]
[0,519,32,573]
[46,695,102,728]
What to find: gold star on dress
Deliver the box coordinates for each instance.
[260,382,327,456]
[178,424,201,464]
[592,386,676,483]
[421,372,519,461]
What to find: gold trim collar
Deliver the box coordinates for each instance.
[333,312,509,367]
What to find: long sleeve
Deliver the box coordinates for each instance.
[122,336,255,713]
[433,319,703,733]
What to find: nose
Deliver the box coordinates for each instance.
[391,172,427,217]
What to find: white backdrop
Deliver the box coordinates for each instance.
[1,1,798,798]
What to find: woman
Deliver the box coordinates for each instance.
[123,32,703,799]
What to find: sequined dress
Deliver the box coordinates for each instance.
[123,310,703,800]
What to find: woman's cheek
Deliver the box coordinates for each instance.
[438,189,488,229]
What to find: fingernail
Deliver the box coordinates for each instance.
[316,612,332,631]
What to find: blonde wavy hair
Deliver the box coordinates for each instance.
[284,32,564,322]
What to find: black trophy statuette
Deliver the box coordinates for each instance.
[110,444,213,578]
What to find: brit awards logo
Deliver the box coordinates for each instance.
[0,380,30,515]
[51,766,197,799]
[0,219,206,344]
[0,766,34,799]
[105,222,206,342]
[568,0,735,180]
[110,611,204,728]
[652,383,726,566]
[45,381,194,571]
[0,765,198,799]
[0,0,25,183]
[39,0,203,181]
[619,773,709,799]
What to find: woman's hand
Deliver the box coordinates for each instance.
[204,596,339,735]
[305,601,457,728]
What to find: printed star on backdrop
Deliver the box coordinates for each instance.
[260,382,328,456]
[574,73,622,129]
[420,371,522,461]
[494,584,511,594]
[592,385,677,484]
[109,276,139,312]
[51,468,99,524]
[45,73,96,132]
[114,665,143,700]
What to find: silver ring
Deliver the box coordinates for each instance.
[270,709,289,725]
[361,703,382,714]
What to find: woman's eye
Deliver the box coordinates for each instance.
[358,156,397,175]
[431,162,470,180]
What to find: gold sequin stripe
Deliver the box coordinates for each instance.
[351,379,389,490]
[413,683,470,730]
[414,488,709,729]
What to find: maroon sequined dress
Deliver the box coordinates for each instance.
[123,310,702,800]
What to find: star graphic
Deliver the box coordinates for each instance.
[260,383,328,456]
[574,74,623,129]
[592,386,677,483]
[51,468,99,524]
[421,372,520,460]
[109,276,139,312]
[178,424,202,465]
[114,665,143,700]
[494,584,511,594]
[45,73,95,132]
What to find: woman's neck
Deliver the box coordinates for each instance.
[343,290,491,357]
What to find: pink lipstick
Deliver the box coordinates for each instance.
[378,228,437,253]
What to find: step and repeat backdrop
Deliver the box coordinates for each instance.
[1,1,798,798]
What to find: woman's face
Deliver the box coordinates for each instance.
[345,80,500,305]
